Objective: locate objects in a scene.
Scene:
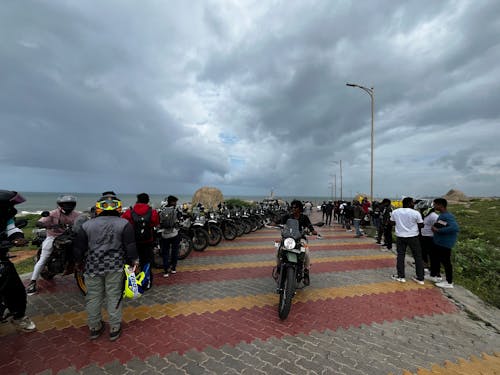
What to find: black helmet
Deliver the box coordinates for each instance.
[57,195,77,214]
[0,190,26,206]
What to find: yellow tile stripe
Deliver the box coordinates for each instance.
[392,352,500,375]
[209,241,373,250]
[5,280,427,334]
[176,254,393,272]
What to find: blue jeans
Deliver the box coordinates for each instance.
[160,235,180,273]
[353,219,362,236]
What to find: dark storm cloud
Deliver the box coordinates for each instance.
[1,0,499,197]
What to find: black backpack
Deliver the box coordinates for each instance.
[131,207,153,242]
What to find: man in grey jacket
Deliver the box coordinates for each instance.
[74,192,138,341]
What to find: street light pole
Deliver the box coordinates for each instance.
[334,173,337,201]
[346,83,374,202]
[332,160,343,201]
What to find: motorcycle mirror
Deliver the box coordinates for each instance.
[41,211,50,217]
[14,219,28,229]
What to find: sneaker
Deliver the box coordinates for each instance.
[303,269,310,286]
[12,316,36,332]
[424,268,430,275]
[170,270,177,274]
[379,243,387,246]
[435,281,454,289]
[412,277,424,285]
[163,273,169,278]
[424,275,443,282]
[109,325,122,341]
[89,321,105,340]
[26,281,37,296]
[391,275,406,283]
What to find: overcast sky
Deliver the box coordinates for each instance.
[1,0,499,200]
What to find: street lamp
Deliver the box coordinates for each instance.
[346,83,374,202]
[332,160,343,201]
[329,174,337,201]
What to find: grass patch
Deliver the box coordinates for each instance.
[15,258,35,275]
[450,199,500,308]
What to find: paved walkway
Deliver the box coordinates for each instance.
[1,211,499,374]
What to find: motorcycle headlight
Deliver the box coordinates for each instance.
[283,237,296,250]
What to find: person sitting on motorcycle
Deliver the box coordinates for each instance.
[26,195,80,295]
[0,190,36,331]
[272,199,317,285]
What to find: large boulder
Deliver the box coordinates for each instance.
[443,189,469,202]
[192,186,224,210]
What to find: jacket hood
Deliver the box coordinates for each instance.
[132,203,152,215]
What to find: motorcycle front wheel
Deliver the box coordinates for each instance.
[192,227,209,251]
[278,266,296,320]
[207,224,223,246]
[177,233,193,260]
[222,222,237,240]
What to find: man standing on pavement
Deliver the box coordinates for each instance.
[376,199,393,250]
[121,193,159,289]
[352,201,364,237]
[390,197,425,284]
[74,192,138,341]
[325,201,333,226]
[431,198,459,289]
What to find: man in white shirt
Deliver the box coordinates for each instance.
[390,197,425,284]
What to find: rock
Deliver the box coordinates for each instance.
[192,186,224,210]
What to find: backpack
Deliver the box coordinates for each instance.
[130,207,153,242]
[158,205,177,232]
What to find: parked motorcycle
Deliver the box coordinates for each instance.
[203,212,223,246]
[180,214,209,251]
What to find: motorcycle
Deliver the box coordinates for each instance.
[32,211,87,295]
[203,212,223,246]
[180,214,209,252]
[271,218,313,320]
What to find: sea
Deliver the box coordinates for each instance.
[16,192,334,214]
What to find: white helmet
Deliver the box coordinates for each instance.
[57,195,77,214]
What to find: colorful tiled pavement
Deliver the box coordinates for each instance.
[1,212,499,374]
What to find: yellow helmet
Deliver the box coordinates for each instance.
[123,264,144,299]
[95,197,122,215]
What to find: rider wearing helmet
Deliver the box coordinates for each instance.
[274,200,317,286]
[73,192,138,341]
[0,190,36,331]
[26,195,80,295]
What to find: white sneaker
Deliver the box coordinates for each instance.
[412,277,424,285]
[424,268,430,275]
[391,275,406,283]
[12,316,36,332]
[435,281,454,289]
[424,275,443,282]
[163,273,169,278]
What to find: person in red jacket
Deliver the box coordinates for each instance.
[121,193,159,289]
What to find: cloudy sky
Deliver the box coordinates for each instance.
[1,0,499,200]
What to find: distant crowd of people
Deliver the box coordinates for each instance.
[319,196,459,288]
